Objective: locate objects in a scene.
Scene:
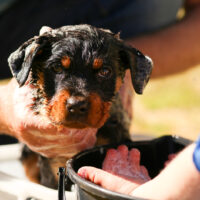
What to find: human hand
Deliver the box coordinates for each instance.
[102,145,150,184]
[78,166,141,195]
[1,79,97,158]
[78,145,150,194]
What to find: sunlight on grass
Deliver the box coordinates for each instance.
[0,79,10,85]
[140,67,200,110]
[131,66,200,141]
[133,117,171,137]
[141,84,200,109]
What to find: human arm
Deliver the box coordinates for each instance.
[0,79,17,135]
[131,143,200,200]
[0,79,97,158]
[78,143,200,200]
[127,2,200,78]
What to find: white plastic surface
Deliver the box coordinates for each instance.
[0,143,76,200]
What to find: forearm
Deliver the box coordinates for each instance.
[127,5,200,78]
[132,143,200,200]
[0,79,17,136]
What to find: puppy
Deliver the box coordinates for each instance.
[8,24,153,188]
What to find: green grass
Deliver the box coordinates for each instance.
[133,117,171,137]
[0,79,10,85]
[131,66,200,140]
[141,83,200,110]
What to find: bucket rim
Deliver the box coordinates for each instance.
[66,158,146,200]
[66,135,192,200]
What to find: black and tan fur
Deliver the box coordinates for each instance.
[8,24,153,188]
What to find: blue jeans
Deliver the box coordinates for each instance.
[97,0,185,38]
[0,0,184,78]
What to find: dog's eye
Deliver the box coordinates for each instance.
[52,65,63,73]
[98,67,112,78]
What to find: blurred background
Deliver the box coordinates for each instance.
[130,65,200,141]
[1,0,200,143]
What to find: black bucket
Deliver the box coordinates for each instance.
[65,135,192,200]
[0,134,18,145]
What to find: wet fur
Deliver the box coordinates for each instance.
[9,24,153,189]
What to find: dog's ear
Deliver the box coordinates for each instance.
[119,44,153,94]
[8,35,51,87]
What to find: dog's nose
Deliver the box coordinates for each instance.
[66,97,89,115]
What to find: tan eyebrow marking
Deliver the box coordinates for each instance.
[61,56,71,68]
[93,58,103,69]
[37,49,43,55]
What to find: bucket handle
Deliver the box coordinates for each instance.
[58,167,66,200]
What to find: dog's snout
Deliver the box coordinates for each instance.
[66,97,89,115]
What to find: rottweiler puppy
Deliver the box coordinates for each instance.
[8,24,153,188]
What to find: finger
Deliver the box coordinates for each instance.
[77,166,139,194]
[102,149,118,171]
[117,145,129,160]
[106,148,118,158]
[140,166,151,181]
[168,153,176,161]
[116,145,129,170]
[129,148,141,170]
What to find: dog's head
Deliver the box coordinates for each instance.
[8,24,153,129]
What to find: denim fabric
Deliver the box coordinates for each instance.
[0,0,16,13]
[0,0,184,78]
[193,136,200,172]
[76,0,185,38]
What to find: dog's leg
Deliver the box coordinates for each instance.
[39,156,71,189]
[38,156,59,189]
[20,145,40,183]
[21,145,71,189]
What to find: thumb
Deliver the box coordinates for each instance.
[77,166,139,194]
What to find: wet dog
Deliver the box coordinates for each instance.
[8,24,152,188]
